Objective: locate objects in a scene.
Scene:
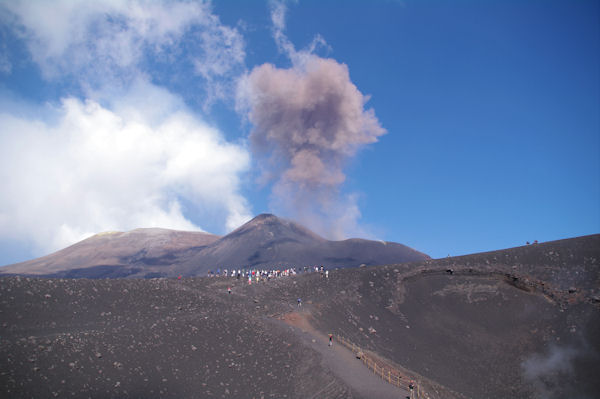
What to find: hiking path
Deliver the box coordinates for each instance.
[278,309,410,399]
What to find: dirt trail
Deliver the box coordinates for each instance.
[280,310,409,399]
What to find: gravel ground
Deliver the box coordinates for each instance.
[0,276,346,398]
[1,235,598,398]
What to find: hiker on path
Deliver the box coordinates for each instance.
[328,333,333,347]
[228,287,231,295]
[297,298,302,307]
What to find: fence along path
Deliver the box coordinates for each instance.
[336,335,431,399]
[280,311,408,399]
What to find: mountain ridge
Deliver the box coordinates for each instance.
[0,214,429,278]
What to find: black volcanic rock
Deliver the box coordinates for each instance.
[303,234,600,399]
[179,214,429,275]
[0,276,353,399]
[223,213,324,243]
[182,213,327,272]
[0,214,430,278]
[0,235,597,398]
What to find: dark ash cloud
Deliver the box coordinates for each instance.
[238,56,385,238]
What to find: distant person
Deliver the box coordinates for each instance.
[228,287,231,295]
[297,298,302,307]
[325,270,329,279]
[328,333,333,347]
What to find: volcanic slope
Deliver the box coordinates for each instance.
[0,214,429,278]
[0,228,221,278]
[303,234,600,399]
[0,234,598,398]
[0,274,407,399]
[178,214,429,275]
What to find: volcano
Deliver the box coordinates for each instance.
[0,214,429,278]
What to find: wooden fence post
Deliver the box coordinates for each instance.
[339,335,430,398]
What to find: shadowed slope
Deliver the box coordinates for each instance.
[179,214,429,274]
[180,213,328,272]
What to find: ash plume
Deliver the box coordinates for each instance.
[238,3,385,238]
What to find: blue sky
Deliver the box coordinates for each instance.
[0,0,598,265]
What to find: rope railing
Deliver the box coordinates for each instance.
[336,335,430,399]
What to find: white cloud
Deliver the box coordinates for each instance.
[0,82,252,256]
[269,0,328,67]
[193,14,246,107]
[0,0,253,259]
[0,34,10,74]
[0,0,245,103]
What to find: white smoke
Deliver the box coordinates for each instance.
[522,342,596,399]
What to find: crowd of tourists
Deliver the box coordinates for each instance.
[207,265,328,283]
